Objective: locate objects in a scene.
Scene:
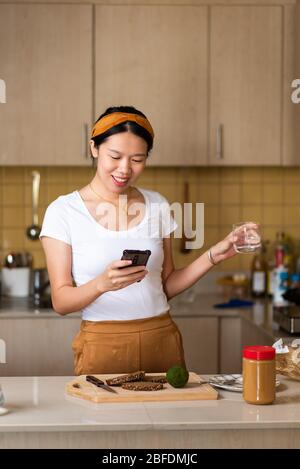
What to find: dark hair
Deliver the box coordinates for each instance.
[91,106,153,157]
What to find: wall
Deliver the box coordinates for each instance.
[0,166,300,272]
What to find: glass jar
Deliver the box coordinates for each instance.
[243,346,276,405]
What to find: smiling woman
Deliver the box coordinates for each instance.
[40,105,187,374]
[39,105,238,375]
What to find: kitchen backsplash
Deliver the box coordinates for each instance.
[0,166,299,271]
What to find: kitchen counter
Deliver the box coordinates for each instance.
[0,296,81,318]
[170,293,297,340]
[0,375,300,449]
[0,293,295,339]
[0,293,297,377]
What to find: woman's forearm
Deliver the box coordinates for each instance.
[52,277,104,315]
[163,250,214,300]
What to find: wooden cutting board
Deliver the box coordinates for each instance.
[65,372,218,403]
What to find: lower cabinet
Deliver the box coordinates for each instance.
[220,316,275,374]
[174,317,219,374]
[220,317,242,374]
[0,316,81,376]
[0,312,276,377]
[241,317,274,348]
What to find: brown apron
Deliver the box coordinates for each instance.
[72,311,186,375]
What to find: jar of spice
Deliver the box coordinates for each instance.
[243,346,276,405]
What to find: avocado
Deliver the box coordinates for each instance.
[166,366,189,388]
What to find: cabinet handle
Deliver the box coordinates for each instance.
[83,123,89,159]
[216,124,223,160]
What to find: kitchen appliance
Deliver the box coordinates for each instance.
[30,268,51,307]
[1,267,31,297]
[273,305,300,334]
[4,251,33,268]
[66,372,218,403]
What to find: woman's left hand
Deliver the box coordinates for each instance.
[210,231,238,264]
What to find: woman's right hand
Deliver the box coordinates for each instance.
[96,260,148,294]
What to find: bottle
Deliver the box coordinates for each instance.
[243,346,276,405]
[264,240,275,297]
[273,266,289,306]
[275,231,285,267]
[283,235,294,273]
[296,256,300,276]
[250,245,267,298]
[267,263,276,298]
[290,273,300,289]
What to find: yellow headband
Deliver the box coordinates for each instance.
[91,112,154,139]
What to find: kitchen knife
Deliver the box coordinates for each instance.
[86,375,118,394]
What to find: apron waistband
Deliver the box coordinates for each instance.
[80,311,172,334]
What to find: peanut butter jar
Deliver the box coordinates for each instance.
[243,346,276,405]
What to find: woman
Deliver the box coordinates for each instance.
[40,105,237,375]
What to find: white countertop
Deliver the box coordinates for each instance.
[0,293,296,342]
[0,375,299,433]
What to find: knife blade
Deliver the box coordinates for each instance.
[86,375,118,394]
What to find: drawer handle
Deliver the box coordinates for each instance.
[83,123,89,159]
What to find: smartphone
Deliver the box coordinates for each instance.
[120,250,151,282]
[120,249,151,267]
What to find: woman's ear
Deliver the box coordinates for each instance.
[90,140,99,159]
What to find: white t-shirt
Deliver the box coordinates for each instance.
[39,188,177,321]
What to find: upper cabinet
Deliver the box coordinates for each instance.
[0,1,297,167]
[94,5,208,166]
[288,1,300,166]
[0,4,93,166]
[209,6,282,166]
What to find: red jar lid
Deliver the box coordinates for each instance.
[243,346,275,360]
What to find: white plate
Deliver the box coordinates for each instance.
[207,374,280,393]
[0,407,9,416]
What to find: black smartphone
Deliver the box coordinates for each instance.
[120,249,151,267]
[120,250,151,282]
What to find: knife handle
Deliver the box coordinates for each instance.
[86,375,105,387]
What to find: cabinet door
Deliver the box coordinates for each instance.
[289,3,300,166]
[0,317,81,376]
[241,317,274,348]
[220,317,242,374]
[210,6,282,166]
[0,4,92,166]
[95,5,208,166]
[174,317,218,374]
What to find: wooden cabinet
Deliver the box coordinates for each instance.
[220,316,275,374]
[241,317,274,348]
[289,1,300,166]
[0,316,81,376]
[0,4,93,166]
[0,1,296,167]
[209,6,282,166]
[95,5,208,166]
[174,316,218,374]
[220,317,242,374]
